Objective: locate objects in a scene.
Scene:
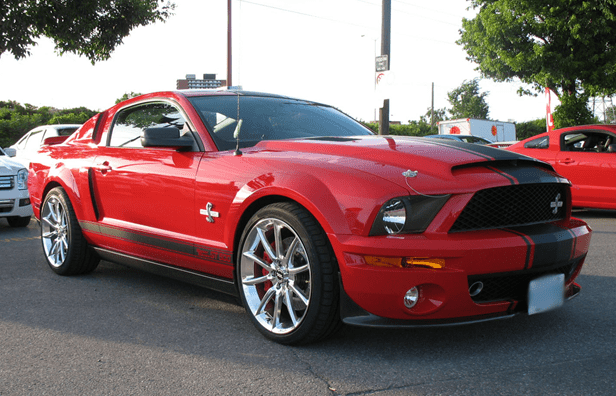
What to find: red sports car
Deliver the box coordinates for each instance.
[507,124,616,210]
[28,90,591,344]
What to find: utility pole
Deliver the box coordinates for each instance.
[227,0,232,87]
[431,82,435,132]
[379,0,391,135]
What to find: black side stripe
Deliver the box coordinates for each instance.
[79,221,233,266]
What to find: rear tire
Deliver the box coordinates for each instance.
[237,202,341,344]
[7,216,31,228]
[40,187,99,275]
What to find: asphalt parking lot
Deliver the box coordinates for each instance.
[1,210,615,396]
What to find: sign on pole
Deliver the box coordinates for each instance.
[375,55,388,72]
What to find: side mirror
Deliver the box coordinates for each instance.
[3,147,16,157]
[607,144,616,153]
[141,127,194,149]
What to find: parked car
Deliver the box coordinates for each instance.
[507,124,616,210]
[0,147,33,227]
[28,90,591,344]
[486,141,517,149]
[423,134,492,144]
[9,124,81,167]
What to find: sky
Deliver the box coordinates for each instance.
[0,0,554,124]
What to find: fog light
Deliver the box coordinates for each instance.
[404,287,419,309]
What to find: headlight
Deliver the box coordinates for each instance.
[382,199,406,234]
[370,194,450,236]
[17,168,28,190]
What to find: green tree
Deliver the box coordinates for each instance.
[458,0,616,126]
[1,1,175,63]
[0,101,97,147]
[419,107,448,134]
[116,92,144,104]
[447,79,489,119]
[516,118,546,141]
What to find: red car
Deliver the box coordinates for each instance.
[28,90,591,344]
[507,125,616,210]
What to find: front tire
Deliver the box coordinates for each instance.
[40,187,99,275]
[237,202,341,344]
[7,216,31,228]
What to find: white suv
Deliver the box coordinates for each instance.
[9,124,81,168]
[0,147,33,227]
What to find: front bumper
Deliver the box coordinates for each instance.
[0,188,33,218]
[329,218,591,325]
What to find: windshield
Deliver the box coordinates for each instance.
[188,95,373,151]
[0,147,6,156]
[460,136,491,144]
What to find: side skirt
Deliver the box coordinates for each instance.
[92,247,238,297]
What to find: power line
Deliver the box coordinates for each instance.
[353,0,464,27]
[239,0,460,47]
[239,0,376,30]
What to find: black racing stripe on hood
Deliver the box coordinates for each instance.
[415,138,496,161]
[486,165,517,185]
[486,162,568,185]
[418,138,537,162]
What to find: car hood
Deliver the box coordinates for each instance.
[0,155,25,176]
[249,135,550,194]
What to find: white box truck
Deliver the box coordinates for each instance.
[437,118,516,143]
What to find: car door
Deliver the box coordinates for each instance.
[554,130,616,209]
[90,101,204,268]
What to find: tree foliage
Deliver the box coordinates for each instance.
[447,79,489,119]
[116,92,144,104]
[458,0,616,126]
[553,92,595,129]
[0,101,97,148]
[515,118,546,141]
[1,0,175,63]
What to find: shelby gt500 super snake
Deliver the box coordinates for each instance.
[28,90,592,344]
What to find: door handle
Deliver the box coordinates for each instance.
[94,161,112,173]
[558,158,575,164]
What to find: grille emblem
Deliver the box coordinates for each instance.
[550,193,563,214]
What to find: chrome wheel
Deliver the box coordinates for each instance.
[41,195,69,267]
[240,217,312,335]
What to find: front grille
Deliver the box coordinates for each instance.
[0,199,15,213]
[0,175,14,190]
[468,260,580,303]
[450,183,567,232]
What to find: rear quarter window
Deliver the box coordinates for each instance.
[524,136,549,149]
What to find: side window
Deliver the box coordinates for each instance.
[109,102,187,148]
[523,136,549,149]
[562,132,614,152]
[25,130,45,151]
[15,133,31,150]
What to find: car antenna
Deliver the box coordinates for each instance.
[233,92,243,156]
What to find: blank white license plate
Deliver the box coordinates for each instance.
[528,274,565,315]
